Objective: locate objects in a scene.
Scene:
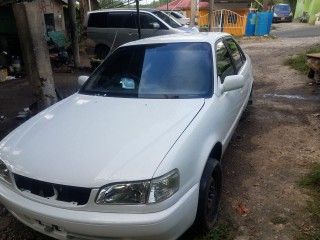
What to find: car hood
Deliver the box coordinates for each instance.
[0,94,204,188]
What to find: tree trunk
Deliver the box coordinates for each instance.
[263,0,268,11]
[13,2,58,111]
[79,0,99,25]
[68,0,80,68]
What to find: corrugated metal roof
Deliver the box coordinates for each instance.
[157,0,252,11]
[157,0,208,10]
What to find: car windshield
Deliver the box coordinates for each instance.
[152,11,181,28]
[170,11,185,19]
[80,42,213,99]
[274,5,290,12]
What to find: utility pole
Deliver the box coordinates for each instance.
[190,0,197,27]
[13,2,58,110]
[135,0,141,39]
[68,0,80,68]
[208,0,214,32]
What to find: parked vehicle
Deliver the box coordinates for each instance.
[272,3,293,23]
[83,8,196,59]
[0,32,254,240]
[163,11,190,25]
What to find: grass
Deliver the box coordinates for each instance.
[271,215,289,225]
[284,45,320,74]
[202,219,236,240]
[296,163,320,240]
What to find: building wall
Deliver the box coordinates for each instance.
[37,0,65,32]
[294,0,320,24]
[0,0,66,59]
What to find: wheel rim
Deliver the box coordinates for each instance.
[206,175,218,222]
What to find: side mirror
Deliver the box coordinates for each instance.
[152,22,160,29]
[78,76,89,87]
[222,75,244,93]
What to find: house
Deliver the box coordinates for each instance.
[0,0,67,67]
[157,0,209,17]
[158,0,252,36]
[294,0,320,24]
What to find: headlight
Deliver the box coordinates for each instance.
[96,169,179,205]
[96,181,150,204]
[148,169,179,203]
[0,159,12,184]
[273,13,278,17]
[289,12,293,16]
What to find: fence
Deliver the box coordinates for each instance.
[198,9,247,36]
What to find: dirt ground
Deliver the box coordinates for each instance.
[0,29,320,239]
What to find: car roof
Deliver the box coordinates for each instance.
[122,32,230,47]
[88,8,159,14]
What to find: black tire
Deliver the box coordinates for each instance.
[95,45,110,60]
[307,69,315,79]
[195,158,222,231]
[248,87,253,105]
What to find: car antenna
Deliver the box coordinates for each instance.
[110,31,118,53]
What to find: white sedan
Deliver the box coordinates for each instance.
[163,11,190,25]
[0,32,253,240]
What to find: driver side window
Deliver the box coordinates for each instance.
[216,40,235,83]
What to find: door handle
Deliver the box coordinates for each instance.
[128,32,138,36]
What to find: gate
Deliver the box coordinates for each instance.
[198,9,247,36]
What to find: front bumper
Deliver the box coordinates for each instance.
[0,184,199,240]
[272,16,292,22]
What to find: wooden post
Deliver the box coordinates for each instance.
[12,2,58,110]
[68,0,80,68]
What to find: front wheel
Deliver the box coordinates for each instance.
[195,158,222,230]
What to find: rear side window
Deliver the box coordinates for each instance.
[225,38,245,73]
[87,12,136,28]
[88,12,108,28]
[108,13,136,28]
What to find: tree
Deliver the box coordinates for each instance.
[13,2,58,110]
[288,0,297,14]
[79,0,99,25]
[99,0,125,9]
[68,0,80,68]
[263,0,268,11]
